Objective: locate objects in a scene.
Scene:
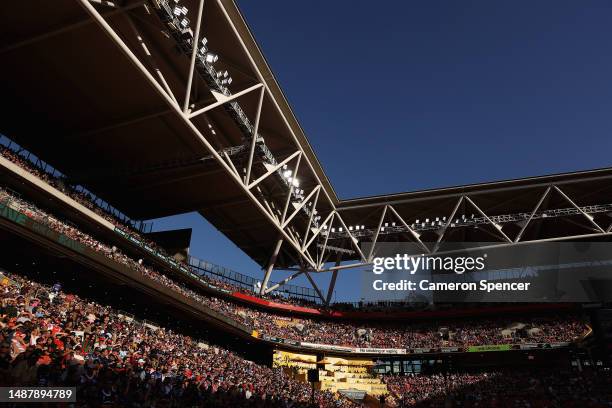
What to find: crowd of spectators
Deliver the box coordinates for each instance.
[0,188,588,351]
[216,297,585,348]
[0,145,324,307]
[383,370,612,407]
[0,270,358,407]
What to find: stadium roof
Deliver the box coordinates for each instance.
[2,0,612,301]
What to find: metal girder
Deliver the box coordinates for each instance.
[263,270,303,294]
[432,196,464,253]
[514,187,550,243]
[183,0,205,112]
[325,256,341,305]
[247,151,301,190]
[299,187,320,249]
[282,185,320,228]
[280,154,303,225]
[214,0,338,209]
[303,269,326,303]
[222,150,240,178]
[554,185,605,233]
[387,205,430,254]
[464,196,512,243]
[367,205,388,261]
[260,238,283,294]
[304,211,334,252]
[123,13,178,105]
[188,83,263,118]
[244,87,265,185]
[77,0,320,270]
[334,211,367,262]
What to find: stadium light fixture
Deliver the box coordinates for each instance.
[205,52,218,64]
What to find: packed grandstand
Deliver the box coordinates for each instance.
[1,133,611,406]
[1,0,612,406]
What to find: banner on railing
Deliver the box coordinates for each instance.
[467,344,511,352]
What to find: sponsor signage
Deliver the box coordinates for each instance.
[355,348,407,355]
[468,344,511,352]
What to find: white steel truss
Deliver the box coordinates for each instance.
[68,0,612,300]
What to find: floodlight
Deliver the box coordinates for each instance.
[204,52,218,64]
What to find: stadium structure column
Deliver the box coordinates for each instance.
[260,238,283,294]
[325,256,342,306]
[182,0,206,113]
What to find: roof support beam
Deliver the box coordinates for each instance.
[182,0,205,112]
[215,0,338,208]
[432,196,464,253]
[387,205,430,254]
[247,150,301,190]
[263,270,303,294]
[465,196,512,243]
[280,154,303,225]
[245,87,265,185]
[334,212,367,262]
[325,256,341,305]
[514,187,550,243]
[123,14,178,106]
[367,205,388,262]
[77,0,318,269]
[282,185,320,228]
[299,188,320,249]
[188,83,263,119]
[554,185,605,233]
[303,269,326,303]
[260,237,283,294]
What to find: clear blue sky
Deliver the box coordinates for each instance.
[151,0,612,301]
